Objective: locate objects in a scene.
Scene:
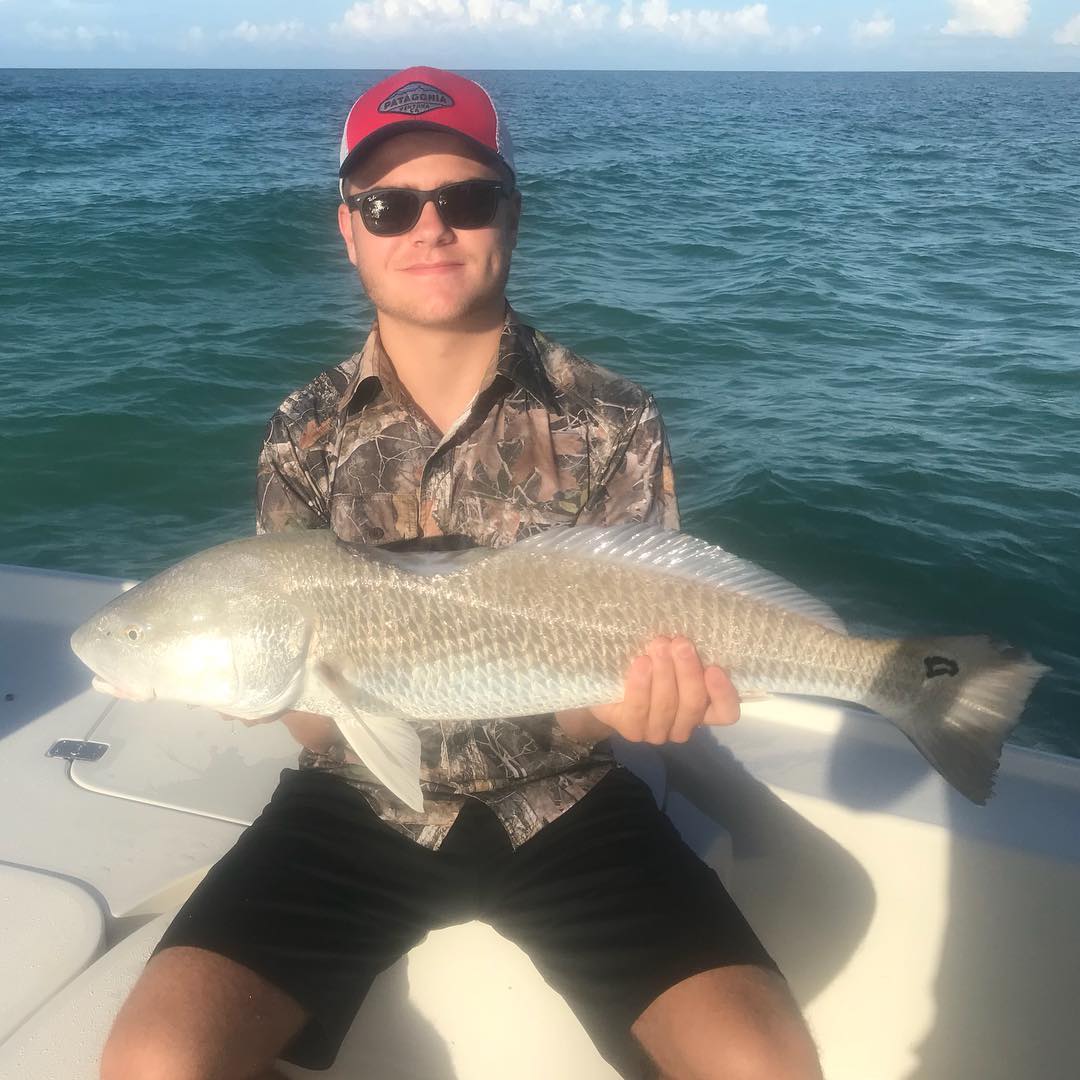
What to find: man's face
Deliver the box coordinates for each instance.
[337,130,521,328]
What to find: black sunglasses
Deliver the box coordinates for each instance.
[344,179,513,237]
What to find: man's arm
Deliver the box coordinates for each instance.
[224,706,342,751]
[229,413,338,747]
[555,394,740,746]
[255,412,331,534]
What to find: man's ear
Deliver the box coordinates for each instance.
[338,201,359,268]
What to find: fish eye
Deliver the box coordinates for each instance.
[124,625,143,642]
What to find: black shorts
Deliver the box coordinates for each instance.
[150,765,781,1078]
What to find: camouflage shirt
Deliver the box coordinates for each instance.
[256,301,680,850]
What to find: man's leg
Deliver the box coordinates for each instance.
[630,965,822,1080]
[100,769,471,1080]
[485,766,822,1080]
[100,946,307,1080]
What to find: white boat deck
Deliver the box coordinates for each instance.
[1,561,1079,1079]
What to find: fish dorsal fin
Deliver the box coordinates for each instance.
[514,523,847,634]
[336,534,495,577]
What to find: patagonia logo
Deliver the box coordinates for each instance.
[378,82,454,116]
[924,656,960,679]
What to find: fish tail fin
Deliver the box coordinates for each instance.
[870,636,1050,805]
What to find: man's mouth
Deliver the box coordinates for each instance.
[402,262,463,274]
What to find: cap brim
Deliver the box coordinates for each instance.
[338,120,514,187]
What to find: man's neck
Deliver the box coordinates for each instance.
[376,299,508,435]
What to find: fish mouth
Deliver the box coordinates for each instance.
[71,626,156,702]
[89,675,156,703]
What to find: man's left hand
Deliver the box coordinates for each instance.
[556,634,739,746]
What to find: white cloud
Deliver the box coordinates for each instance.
[1052,14,1080,45]
[178,25,207,52]
[24,19,130,48]
[334,0,779,41]
[226,20,305,44]
[621,0,773,40]
[941,0,1029,38]
[775,22,821,49]
[852,10,894,43]
[567,1,609,29]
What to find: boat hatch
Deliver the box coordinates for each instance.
[68,698,300,826]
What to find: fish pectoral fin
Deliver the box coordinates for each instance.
[314,662,424,813]
[335,711,425,814]
[314,659,405,716]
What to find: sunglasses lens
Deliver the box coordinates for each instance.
[438,181,501,229]
[356,181,503,235]
[360,191,420,236]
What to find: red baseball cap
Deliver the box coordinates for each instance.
[338,66,516,201]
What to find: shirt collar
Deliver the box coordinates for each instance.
[492,303,562,412]
[337,301,561,418]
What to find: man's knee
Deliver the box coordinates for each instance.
[694,1012,820,1080]
[100,1025,204,1080]
[100,1018,294,1080]
[101,1027,289,1080]
[632,965,822,1080]
[99,945,307,1080]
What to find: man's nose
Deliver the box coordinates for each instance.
[411,197,454,241]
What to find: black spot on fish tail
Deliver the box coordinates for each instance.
[923,656,960,679]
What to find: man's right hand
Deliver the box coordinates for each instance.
[219,710,339,753]
[556,634,739,746]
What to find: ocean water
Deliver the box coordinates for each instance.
[1,69,1078,757]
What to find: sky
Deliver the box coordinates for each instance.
[1,0,1080,69]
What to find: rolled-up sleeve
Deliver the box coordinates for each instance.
[577,394,680,529]
[255,413,331,534]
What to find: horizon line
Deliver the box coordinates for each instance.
[3,65,1080,74]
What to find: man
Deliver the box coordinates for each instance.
[101,67,822,1080]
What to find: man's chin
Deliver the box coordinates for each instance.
[369,287,506,330]
[401,304,492,329]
